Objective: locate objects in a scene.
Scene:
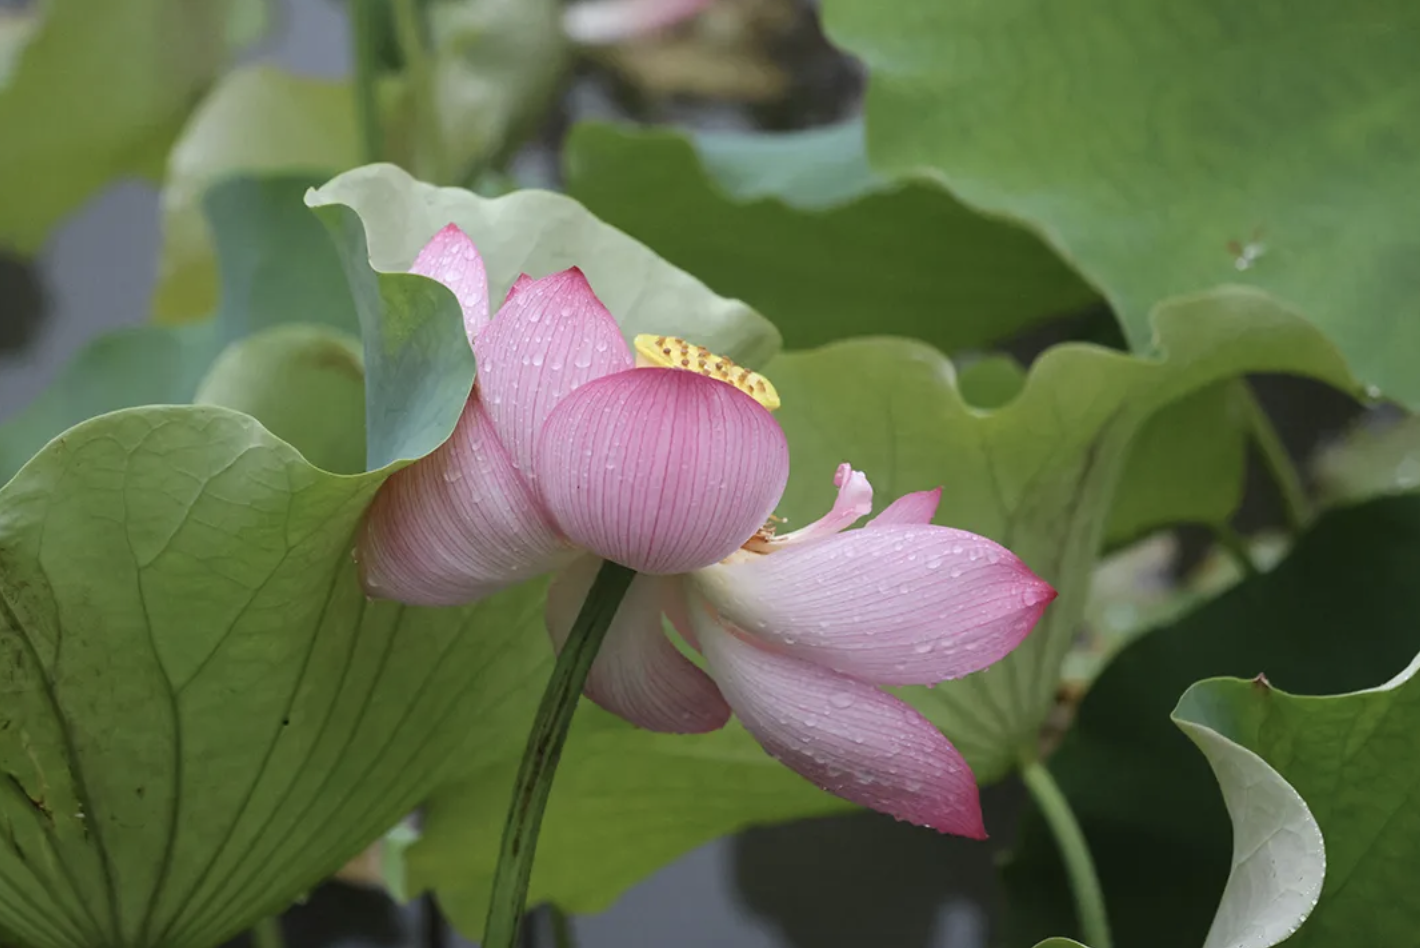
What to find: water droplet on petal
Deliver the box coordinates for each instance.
[829,692,855,709]
[531,353,544,367]
[913,641,933,655]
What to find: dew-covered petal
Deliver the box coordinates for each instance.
[535,367,789,574]
[357,395,573,606]
[694,524,1055,686]
[563,0,716,45]
[504,273,536,304]
[868,488,942,528]
[694,606,986,837]
[765,463,872,549]
[547,559,729,733]
[409,224,489,345]
[475,267,634,477]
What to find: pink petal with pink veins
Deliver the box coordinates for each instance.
[535,367,789,574]
[474,268,634,478]
[768,463,872,548]
[694,606,986,837]
[357,395,574,606]
[409,224,490,345]
[868,488,942,528]
[547,559,729,733]
[564,0,717,45]
[503,273,536,305]
[694,524,1055,686]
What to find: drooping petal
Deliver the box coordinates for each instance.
[357,395,573,606]
[547,559,730,733]
[693,606,986,837]
[694,524,1056,686]
[868,488,942,528]
[563,0,716,45]
[475,267,634,477]
[763,463,872,549]
[535,367,789,574]
[409,224,489,345]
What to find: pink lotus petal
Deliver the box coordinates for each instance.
[504,273,536,305]
[409,224,489,346]
[564,0,717,45]
[693,606,986,837]
[475,268,634,477]
[767,463,872,549]
[869,488,942,528]
[535,367,789,574]
[357,395,574,606]
[694,524,1056,686]
[547,560,729,733]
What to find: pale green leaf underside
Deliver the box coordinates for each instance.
[1173,709,1325,948]
[820,0,1420,405]
[1174,651,1420,947]
[306,163,782,369]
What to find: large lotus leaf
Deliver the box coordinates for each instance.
[819,0,1420,406]
[1175,651,1420,947]
[0,0,263,253]
[563,121,1097,353]
[760,291,1354,784]
[1002,495,1420,948]
[152,66,359,323]
[0,186,478,945]
[304,163,782,367]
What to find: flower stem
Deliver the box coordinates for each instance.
[250,914,285,948]
[348,0,383,164]
[391,0,447,184]
[1020,759,1113,948]
[482,561,636,948]
[1235,382,1311,535]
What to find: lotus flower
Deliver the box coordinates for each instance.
[359,225,1056,836]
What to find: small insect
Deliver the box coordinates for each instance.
[1226,227,1267,271]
